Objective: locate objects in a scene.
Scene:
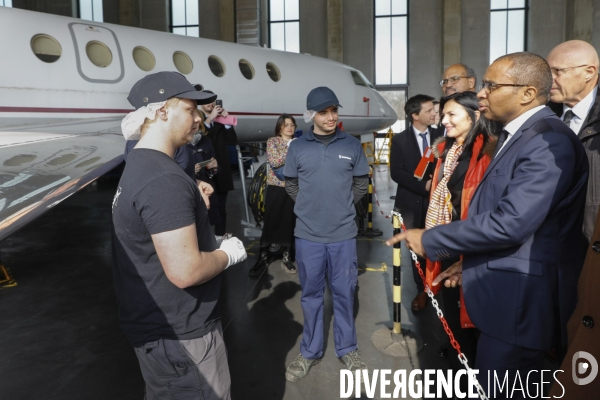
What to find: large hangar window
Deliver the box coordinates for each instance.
[490,0,528,64]
[170,0,199,37]
[1,1,13,7]
[79,0,103,22]
[374,0,408,86]
[269,0,300,53]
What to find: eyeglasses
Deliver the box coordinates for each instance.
[440,76,469,87]
[550,65,589,77]
[478,81,528,94]
[283,123,296,128]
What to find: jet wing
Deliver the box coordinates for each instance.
[0,116,125,241]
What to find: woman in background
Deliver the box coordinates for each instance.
[249,114,297,276]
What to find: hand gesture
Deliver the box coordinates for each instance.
[432,260,463,288]
[197,181,214,209]
[385,229,426,258]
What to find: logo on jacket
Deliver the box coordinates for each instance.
[339,155,351,160]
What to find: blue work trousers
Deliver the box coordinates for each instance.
[295,237,358,359]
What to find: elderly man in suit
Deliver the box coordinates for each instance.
[547,40,600,246]
[387,52,588,398]
[390,94,442,311]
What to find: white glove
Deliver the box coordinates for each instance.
[219,236,247,268]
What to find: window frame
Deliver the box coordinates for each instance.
[489,0,529,64]
[373,0,409,90]
[169,0,200,37]
[1,0,13,7]
[77,0,103,22]
[268,0,300,53]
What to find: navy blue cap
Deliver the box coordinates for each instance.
[127,71,217,109]
[306,86,342,112]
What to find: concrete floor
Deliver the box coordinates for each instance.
[0,166,480,400]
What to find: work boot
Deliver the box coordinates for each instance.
[285,354,322,382]
[340,350,368,374]
[281,251,297,274]
[248,249,272,277]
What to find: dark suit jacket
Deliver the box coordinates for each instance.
[390,126,443,229]
[204,120,238,192]
[422,107,589,350]
[550,87,600,244]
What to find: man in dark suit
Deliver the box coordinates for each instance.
[200,92,238,236]
[547,40,600,246]
[390,94,442,311]
[387,52,588,398]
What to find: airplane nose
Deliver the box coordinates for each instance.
[372,91,398,125]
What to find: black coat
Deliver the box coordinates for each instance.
[205,121,238,193]
[390,127,443,229]
[550,88,600,243]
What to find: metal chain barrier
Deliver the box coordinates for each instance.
[391,210,489,400]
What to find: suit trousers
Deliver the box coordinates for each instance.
[475,331,545,399]
[214,191,228,236]
[134,321,231,400]
[295,237,358,359]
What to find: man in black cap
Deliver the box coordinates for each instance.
[112,71,247,400]
[283,86,370,381]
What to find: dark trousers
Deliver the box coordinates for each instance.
[134,321,231,400]
[214,191,228,236]
[476,331,545,399]
[295,237,358,359]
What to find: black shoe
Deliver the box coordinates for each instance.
[249,251,271,277]
[281,251,297,274]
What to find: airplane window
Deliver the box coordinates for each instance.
[351,70,367,87]
[266,62,280,82]
[30,34,62,63]
[173,51,193,74]
[208,55,225,77]
[133,46,155,72]
[239,59,254,80]
[86,40,112,67]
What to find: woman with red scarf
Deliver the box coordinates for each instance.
[424,91,498,395]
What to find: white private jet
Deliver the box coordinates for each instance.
[0,7,397,241]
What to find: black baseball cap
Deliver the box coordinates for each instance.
[306,86,342,112]
[127,71,217,109]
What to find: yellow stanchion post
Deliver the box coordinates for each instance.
[358,167,382,237]
[371,208,423,357]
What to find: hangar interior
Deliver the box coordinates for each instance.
[0,1,598,399]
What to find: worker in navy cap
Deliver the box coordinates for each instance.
[283,86,370,381]
[113,71,247,400]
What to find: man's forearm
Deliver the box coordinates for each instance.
[285,177,299,201]
[353,175,369,204]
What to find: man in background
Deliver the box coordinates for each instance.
[547,40,600,245]
[390,94,442,311]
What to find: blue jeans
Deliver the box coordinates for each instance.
[295,237,358,359]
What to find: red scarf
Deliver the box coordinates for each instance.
[425,133,491,328]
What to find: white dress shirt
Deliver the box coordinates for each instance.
[496,105,546,156]
[412,126,430,156]
[562,85,597,134]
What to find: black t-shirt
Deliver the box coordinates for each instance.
[111,148,219,346]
